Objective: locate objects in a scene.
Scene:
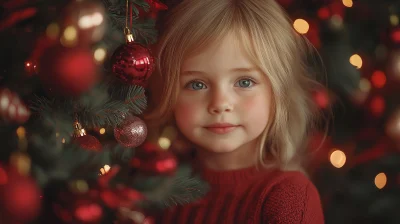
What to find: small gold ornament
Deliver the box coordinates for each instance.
[73,120,87,137]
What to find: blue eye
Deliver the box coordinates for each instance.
[235,78,255,88]
[186,81,206,90]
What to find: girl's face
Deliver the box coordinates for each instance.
[174,33,272,162]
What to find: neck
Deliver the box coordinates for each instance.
[196,144,258,171]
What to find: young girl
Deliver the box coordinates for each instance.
[146,0,325,223]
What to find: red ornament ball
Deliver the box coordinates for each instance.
[114,115,148,148]
[0,88,31,124]
[110,41,154,87]
[73,134,102,152]
[0,166,42,223]
[39,46,98,97]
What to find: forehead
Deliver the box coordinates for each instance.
[181,32,257,72]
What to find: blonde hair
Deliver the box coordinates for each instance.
[145,0,326,171]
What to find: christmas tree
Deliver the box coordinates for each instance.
[275,0,400,223]
[0,0,207,223]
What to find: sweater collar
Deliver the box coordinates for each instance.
[193,161,269,187]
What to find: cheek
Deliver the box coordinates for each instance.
[174,97,202,126]
[241,93,271,123]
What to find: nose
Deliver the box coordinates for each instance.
[207,88,234,114]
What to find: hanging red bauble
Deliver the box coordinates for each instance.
[0,166,42,223]
[114,115,148,148]
[130,142,177,175]
[39,46,98,97]
[72,120,102,151]
[61,0,106,45]
[0,88,31,124]
[110,33,155,87]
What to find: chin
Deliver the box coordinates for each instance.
[199,143,238,154]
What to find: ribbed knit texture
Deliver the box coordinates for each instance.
[157,165,324,224]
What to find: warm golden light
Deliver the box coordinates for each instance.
[293,19,310,34]
[350,54,363,69]
[99,128,106,135]
[390,15,399,26]
[94,48,107,63]
[69,180,89,193]
[46,23,60,39]
[10,152,31,175]
[78,12,104,30]
[330,15,344,30]
[100,164,111,175]
[16,126,26,139]
[158,137,171,150]
[359,78,371,93]
[330,149,346,168]
[342,0,353,8]
[63,26,77,41]
[62,138,66,144]
[61,26,78,47]
[374,172,387,189]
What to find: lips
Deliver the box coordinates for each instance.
[204,123,238,134]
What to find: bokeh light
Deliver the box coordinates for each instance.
[330,149,346,168]
[370,96,385,116]
[390,15,399,26]
[342,0,353,8]
[293,19,310,34]
[100,165,111,175]
[99,128,106,135]
[158,137,171,150]
[350,54,363,69]
[94,48,107,63]
[374,172,387,189]
[359,78,371,93]
[46,23,60,39]
[371,70,386,88]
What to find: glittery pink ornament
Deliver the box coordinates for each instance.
[114,115,147,148]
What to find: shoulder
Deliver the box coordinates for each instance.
[259,170,318,204]
[258,170,324,223]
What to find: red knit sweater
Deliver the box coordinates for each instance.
[157,166,324,224]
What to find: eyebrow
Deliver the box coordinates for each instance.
[182,67,259,75]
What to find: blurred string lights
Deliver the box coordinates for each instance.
[291,0,399,191]
[41,0,108,66]
[329,148,388,190]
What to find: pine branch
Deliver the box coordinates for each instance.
[110,84,147,114]
[139,165,209,209]
[132,19,158,44]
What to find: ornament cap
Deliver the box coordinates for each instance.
[126,33,134,43]
[73,120,87,137]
